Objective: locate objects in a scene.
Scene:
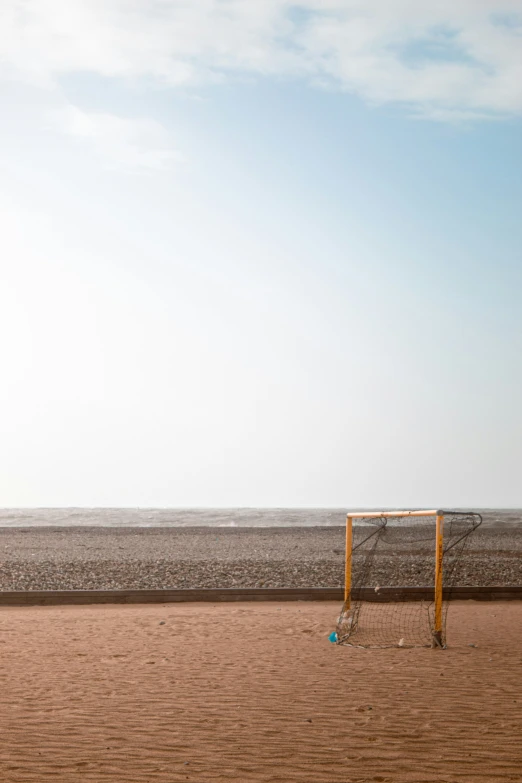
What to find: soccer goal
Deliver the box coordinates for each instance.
[336,510,482,649]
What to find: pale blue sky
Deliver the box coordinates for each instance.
[0,1,521,507]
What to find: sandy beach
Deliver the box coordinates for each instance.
[0,600,520,782]
[1,523,521,590]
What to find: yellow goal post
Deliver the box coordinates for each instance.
[341,509,481,649]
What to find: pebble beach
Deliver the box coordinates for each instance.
[1,519,521,591]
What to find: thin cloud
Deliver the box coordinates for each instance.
[1,1,521,119]
[50,105,181,172]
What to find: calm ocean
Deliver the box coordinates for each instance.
[0,508,519,528]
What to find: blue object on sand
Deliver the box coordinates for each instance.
[329,632,338,643]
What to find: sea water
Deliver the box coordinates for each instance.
[0,508,519,528]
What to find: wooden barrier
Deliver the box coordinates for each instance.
[0,586,520,606]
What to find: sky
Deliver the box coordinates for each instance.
[0,0,521,508]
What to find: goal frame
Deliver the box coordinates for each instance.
[344,510,445,646]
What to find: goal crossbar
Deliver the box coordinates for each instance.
[346,509,438,518]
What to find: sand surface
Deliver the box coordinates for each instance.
[1,601,521,782]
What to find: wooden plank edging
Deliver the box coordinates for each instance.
[0,586,521,606]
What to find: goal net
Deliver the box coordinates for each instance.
[335,510,481,649]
